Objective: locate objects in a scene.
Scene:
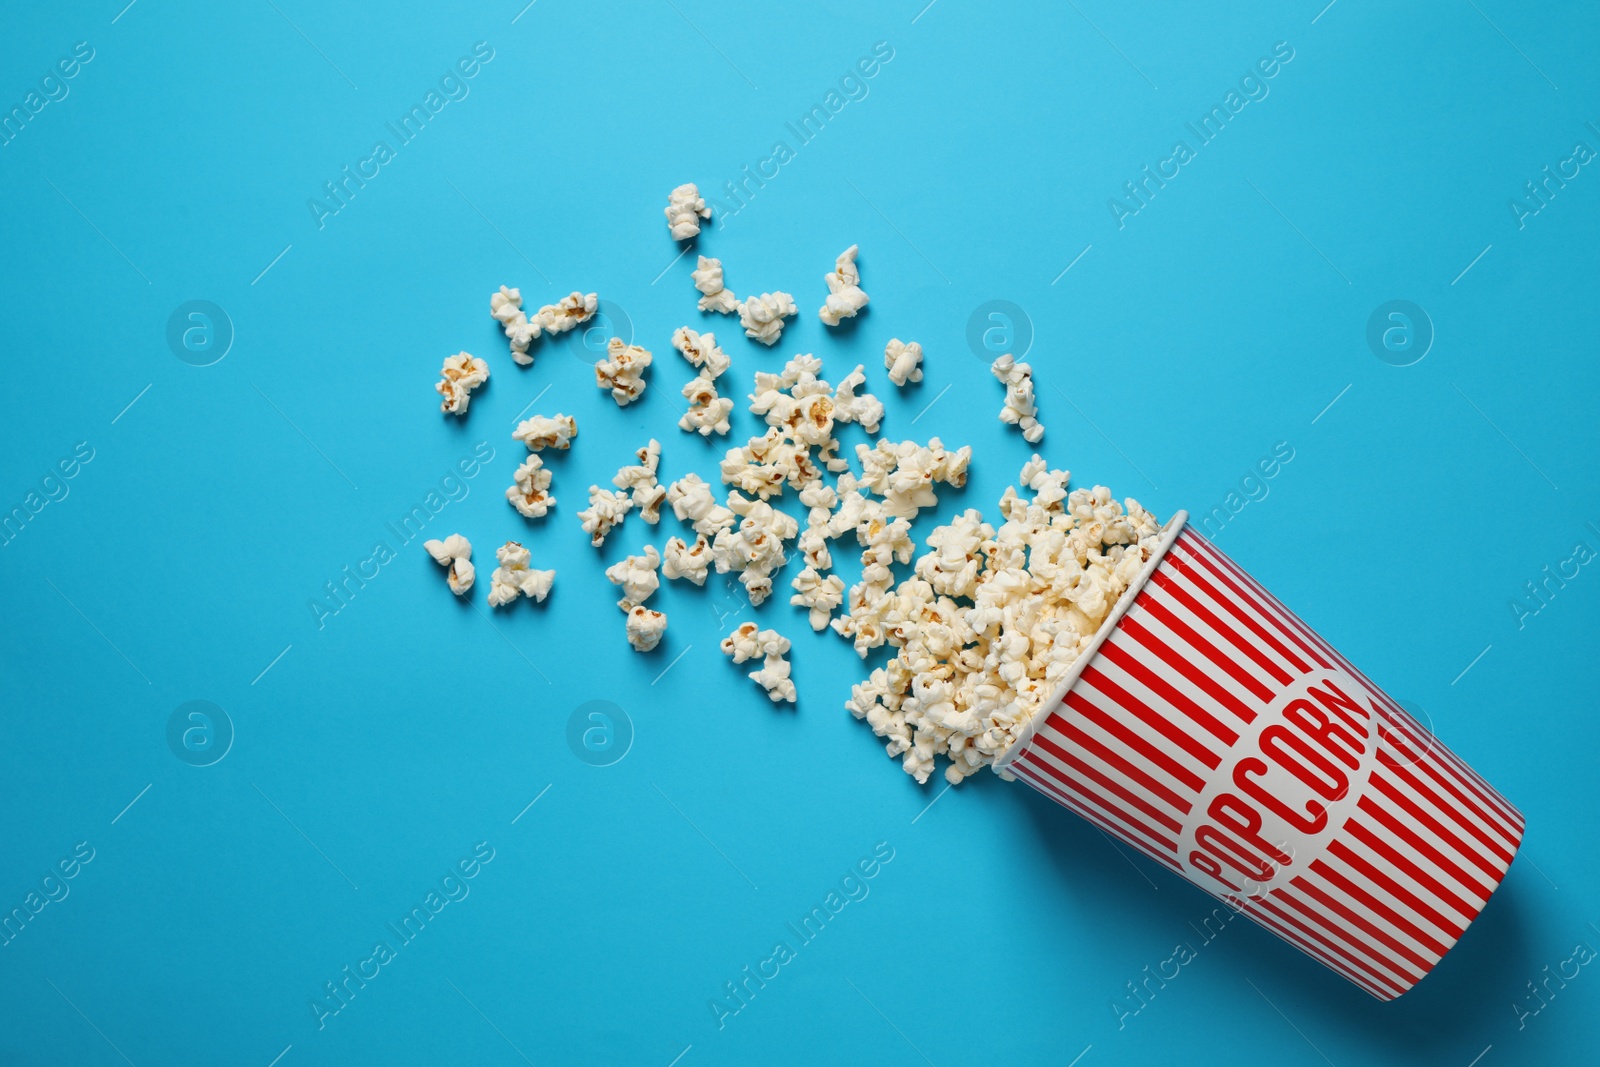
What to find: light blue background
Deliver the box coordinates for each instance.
[3,1,1598,1064]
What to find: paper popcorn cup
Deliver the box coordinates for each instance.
[995,512,1524,1000]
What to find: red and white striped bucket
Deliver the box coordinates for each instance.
[995,511,1524,1000]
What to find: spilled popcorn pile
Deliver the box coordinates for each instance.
[425,183,1167,786]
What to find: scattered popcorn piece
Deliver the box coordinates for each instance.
[506,454,555,518]
[679,375,735,437]
[423,534,475,595]
[625,605,668,652]
[1019,454,1069,511]
[749,649,797,703]
[991,353,1044,443]
[790,566,846,630]
[710,492,799,605]
[665,183,711,240]
[719,621,797,703]
[799,523,833,571]
[913,508,993,599]
[853,437,972,520]
[693,255,739,315]
[513,413,579,452]
[798,478,838,527]
[605,545,661,609]
[490,285,543,366]
[613,440,666,522]
[747,353,837,449]
[738,291,798,346]
[486,541,555,607]
[489,285,522,327]
[832,365,884,434]
[535,292,598,335]
[883,338,924,387]
[578,486,634,547]
[596,338,652,405]
[718,427,811,501]
[670,327,731,379]
[666,473,736,538]
[662,534,712,585]
[436,352,489,415]
[818,244,868,326]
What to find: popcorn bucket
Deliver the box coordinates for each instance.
[995,512,1524,1000]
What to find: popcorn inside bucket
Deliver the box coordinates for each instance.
[842,456,1166,785]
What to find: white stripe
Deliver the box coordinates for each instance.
[1088,646,1235,771]
[1235,893,1399,999]
[1374,705,1522,846]
[1068,684,1203,809]
[1252,892,1407,999]
[1019,764,1181,873]
[1021,742,1180,861]
[1275,871,1429,988]
[1163,544,1310,683]
[1335,804,1480,944]
[1145,573,1285,710]
[1006,527,1524,1000]
[1376,744,1514,883]
[1160,549,1435,985]
[1051,711,1194,829]
[1083,651,1234,775]
[1183,539,1522,843]
[1359,688,1516,843]
[1294,853,1437,982]
[1183,534,1332,675]
[1122,605,1259,743]
[1403,717,1525,839]
[1369,764,1507,898]
[1164,543,1312,694]
[1356,767,1491,908]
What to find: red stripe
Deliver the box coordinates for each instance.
[1002,525,1527,1000]
[1074,668,1221,774]
[1375,716,1520,865]
[1119,615,1258,730]
[1165,540,1309,675]
[1063,689,1206,795]
[1340,820,1476,932]
[1419,735,1525,833]
[1016,748,1180,859]
[1094,644,1236,751]
[1221,896,1378,995]
[1152,568,1293,686]
[1194,531,1341,670]
[1253,893,1409,998]
[1033,732,1183,837]
[1376,705,1523,843]
[1011,762,1182,872]
[1422,740,1524,835]
[1314,847,1453,956]
[1177,533,1332,672]
[1357,786,1500,902]
[1329,834,1470,937]
[1137,596,1273,710]
[1302,861,1440,972]
[1272,886,1423,990]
